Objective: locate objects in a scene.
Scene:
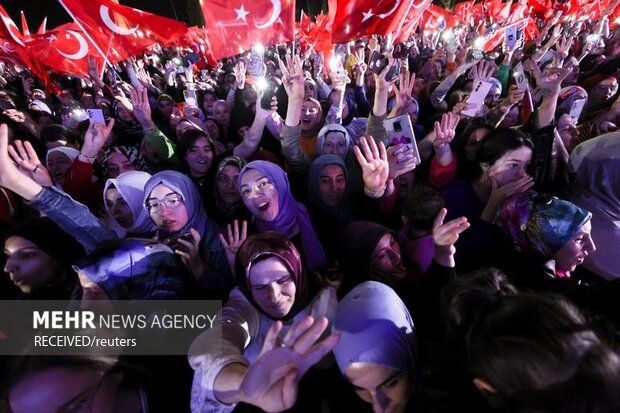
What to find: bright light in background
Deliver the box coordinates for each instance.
[442,30,453,41]
[329,55,340,71]
[255,76,268,91]
[254,43,264,54]
[474,37,485,50]
[173,58,181,65]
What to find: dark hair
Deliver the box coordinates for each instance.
[401,185,444,232]
[467,294,620,412]
[176,129,214,172]
[473,127,534,178]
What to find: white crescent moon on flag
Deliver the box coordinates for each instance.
[57,30,88,60]
[378,0,402,18]
[254,0,281,29]
[0,14,24,46]
[0,41,15,54]
[99,5,138,35]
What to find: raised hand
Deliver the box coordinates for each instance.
[392,70,415,115]
[233,61,247,89]
[354,136,389,195]
[0,124,43,200]
[129,86,156,131]
[432,112,460,150]
[531,65,570,96]
[432,208,470,267]
[278,54,304,100]
[81,119,115,161]
[7,140,52,187]
[238,316,340,412]
[471,60,496,84]
[218,220,248,271]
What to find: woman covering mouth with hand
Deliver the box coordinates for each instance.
[238,160,327,273]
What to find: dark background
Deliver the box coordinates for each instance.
[3,0,331,32]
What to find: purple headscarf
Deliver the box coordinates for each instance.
[238,160,327,272]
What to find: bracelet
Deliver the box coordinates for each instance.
[364,185,386,199]
[78,152,97,160]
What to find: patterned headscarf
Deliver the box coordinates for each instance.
[238,160,327,272]
[495,191,592,257]
[333,281,416,375]
[101,146,149,174]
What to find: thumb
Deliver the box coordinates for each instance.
[433,207,448,230]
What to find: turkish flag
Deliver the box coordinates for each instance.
[26,23,104,77]
[330,0,418,44]
[393,0,433,43]
[200,0,295,60]
[58,0,188,64]
[419,4,457,32]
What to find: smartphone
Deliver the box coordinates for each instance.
[182,52,200,67]
[513,62,528,91]
[383,115,421,165]
[505,26,517,49]
[467,48,484,61]
[247,45,265,77]
[164,232,193,251]
[569,98,586,121]
[368,50,390,75]
[260,81,278,110]
[183,89,198,107]
[86,108,105,125]
[462,80,493,117]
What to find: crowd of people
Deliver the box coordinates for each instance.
[1,5,620,412]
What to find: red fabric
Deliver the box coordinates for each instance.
[26,23,105,77]
[200,0,295,60]
[37,17,47,35]
[62,159,104,212]
[394,0,434,43]
[429,155,457,188]
[330,0,417,44]
[20,11,30,37]
[57,0,187,64]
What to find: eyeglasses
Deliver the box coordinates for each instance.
[145,194,184,214]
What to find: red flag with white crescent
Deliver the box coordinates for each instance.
[58,0,188,63]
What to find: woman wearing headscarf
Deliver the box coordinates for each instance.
[100,146,150,179]
[143,170,234,299]
[103,171,156,238]
[4,217,85,300]
[333,281,417,413]
[112,100,144,147]
[206,156,250,227]
[238,160,328,272]
[494,190,620,324]
[306,154,352,264]
[568,133,620,280]
[188,232,338,413]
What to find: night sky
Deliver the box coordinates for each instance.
[3,0,192,31]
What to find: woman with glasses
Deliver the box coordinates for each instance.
[143,170,235,300]
[237,160,328,273]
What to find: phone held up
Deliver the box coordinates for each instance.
[383,115,421,166]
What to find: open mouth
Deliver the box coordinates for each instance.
[258,202,269,212]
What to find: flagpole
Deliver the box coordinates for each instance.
[390,0,416,49]
[56,0,121,82]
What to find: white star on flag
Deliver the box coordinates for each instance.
[46,34,57,43]
[362,9,374,23]
[234,4,250,22]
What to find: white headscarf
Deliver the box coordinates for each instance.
[104,171,155,236]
